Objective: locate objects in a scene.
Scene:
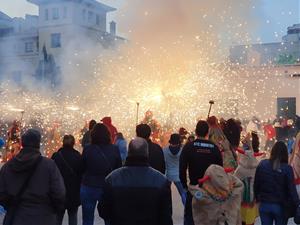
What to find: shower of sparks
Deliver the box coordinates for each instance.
[0,0,297,152]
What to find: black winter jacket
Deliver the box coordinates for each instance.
[52,147,83,209]
[82,144,122,188]
[254,159,299,206]
[100,157,173,225]
[147,139,166,174]
[0,147,65,225]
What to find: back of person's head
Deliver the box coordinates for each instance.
[21,129,41,150]
[223,118,241,148]
[116,132,124,140]
[207,116,218,127]
[91,123,111,145]
[128,137,149,159]
[195,120,209,138]
[63,135,75,148]
[187,135,195,142]
[89,120,97,131]
[136,124,151,139]
[169,133,181,146]
[251,131,259,153]
[270,141,288,170]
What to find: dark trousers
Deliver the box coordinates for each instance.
[184,191,195,225]
[81,185,109,225]
[259,202,288,225]
[57,207,78,225]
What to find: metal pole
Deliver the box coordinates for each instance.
[136,102,140,125]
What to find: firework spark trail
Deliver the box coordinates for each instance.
[0,0,295,145]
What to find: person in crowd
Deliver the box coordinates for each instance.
[179,127,189,145]
[187,135,195,144]
[290,132,300,197]
[141,110,161,144]
[0,129,65,225]
[189,165,243,225]
[100,137,173,225]
[246,116,260,134]
[263,121,276,151]
[286,119,297,154]
[4,120,21,161]
[81,120,96,148]
[295,115,300,134]
[163,133,186,205]
[235,134,260,225]
[180,120,223,225]
[136,123,165,174]
[81,123,122,225]
[251,131,260,153]
[207,116,237,169]
[254,141,300,225]
[223,118,242,149]
[101,117,118,144]
[0,138,5,161]
[115,132,128,164]
[52,135,83,225]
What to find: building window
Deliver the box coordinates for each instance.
[96,14,100,25]
[63,7,67,19]
[45,9,49,21]
[25,42,34,53]
[82,9,86,20]
[51,33,61,48]
[88,11,93,23]
[52,8,59,20]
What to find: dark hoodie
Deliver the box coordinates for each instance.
[0,147,66,225]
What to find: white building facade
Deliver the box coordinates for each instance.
[229,24,300,118]
[0,0,122,85]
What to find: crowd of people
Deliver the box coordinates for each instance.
[0,115,300,225]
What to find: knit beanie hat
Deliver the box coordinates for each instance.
[21,129,41,149]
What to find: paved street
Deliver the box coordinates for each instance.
[61,184,296,225]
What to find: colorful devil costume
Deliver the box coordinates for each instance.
[4,120,21,161]
[234,140,260,225]
[141,110,161,143]
[207,116,238,169]
[189,165,243,225]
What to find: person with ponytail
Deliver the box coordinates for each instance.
[254,141,299,225]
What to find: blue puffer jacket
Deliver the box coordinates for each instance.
[254,159,299,206]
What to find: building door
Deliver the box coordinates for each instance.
[277,97,296,119]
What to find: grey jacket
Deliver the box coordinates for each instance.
[0,147,66,225]
[163,145,182,182]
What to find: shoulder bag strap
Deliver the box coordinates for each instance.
[5,156,42,225]
[58,151,77,176]
[95,146,113,172]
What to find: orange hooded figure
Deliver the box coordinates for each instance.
[101,117,118,144]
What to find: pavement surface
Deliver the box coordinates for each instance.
[59,183,296,224]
